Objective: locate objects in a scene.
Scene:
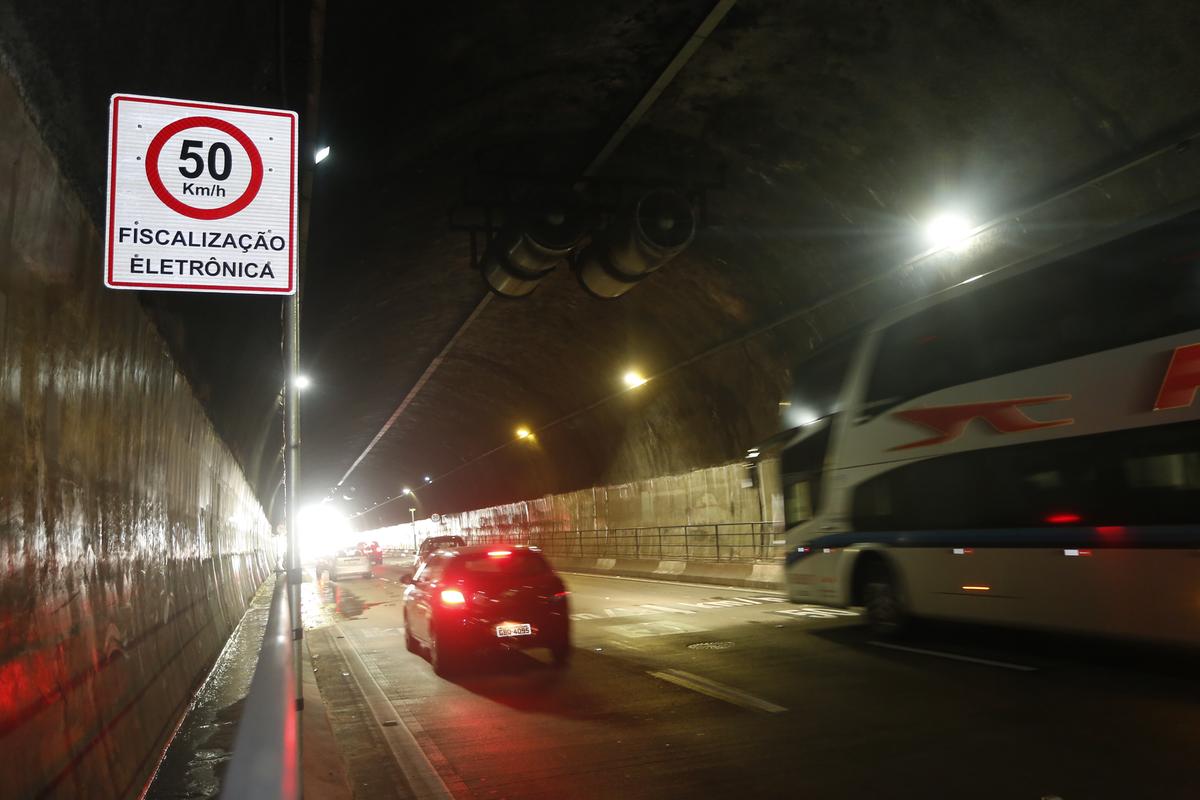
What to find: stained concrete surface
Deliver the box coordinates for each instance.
[0,60,273,798]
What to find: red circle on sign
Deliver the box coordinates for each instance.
[144,116,264,220]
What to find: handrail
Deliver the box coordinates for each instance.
[461,521,785,564]
[220,577,300,800]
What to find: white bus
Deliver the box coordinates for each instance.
[780,208,1200,646]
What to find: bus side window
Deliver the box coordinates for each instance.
[851,475,892,529]
[851,419,1200,530]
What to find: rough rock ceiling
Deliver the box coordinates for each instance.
[5,0,1200,526]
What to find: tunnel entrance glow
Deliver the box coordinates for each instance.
[298,504,351,561]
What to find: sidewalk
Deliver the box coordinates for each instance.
[301,636,354,799]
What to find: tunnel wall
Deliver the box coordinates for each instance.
[366,457,784,557]
[0,65,275,797]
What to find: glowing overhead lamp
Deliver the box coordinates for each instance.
[314,146,330,164]
[787,405,821,427]
[623,370,648,389]
[923,211,974,252]
[515,426,532,440]
[293,374,312,391]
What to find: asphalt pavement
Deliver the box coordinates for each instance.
[301,559,1199,800]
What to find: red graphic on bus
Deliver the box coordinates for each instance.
[889,395,1074,451]
[1154,343,1200,411]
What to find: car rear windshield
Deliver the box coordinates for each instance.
[421,537,463,553]
[456,551,552,577]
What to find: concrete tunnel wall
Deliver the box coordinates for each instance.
[0,65,275,798]
[364,456,786,562]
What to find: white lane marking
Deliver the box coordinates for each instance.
[571,597,791,621]
[558,571,787,595]
[329,622,457,799]
[869,641,1038,672]
[608,620,709,638]
[648,669,787,714]
[639,604,697,615]
[773,607,860,619]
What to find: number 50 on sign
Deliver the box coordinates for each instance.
[105,94,298,295]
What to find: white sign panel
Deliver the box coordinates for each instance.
[105,94,298,295]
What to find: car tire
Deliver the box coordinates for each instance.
[404,614,419,654]
[862,561,907,638]
[550,638,571,669]
[429,632,459,677]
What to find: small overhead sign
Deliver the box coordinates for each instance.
[105,94,298,294]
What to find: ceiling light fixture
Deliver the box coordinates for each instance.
[923,211,974,252]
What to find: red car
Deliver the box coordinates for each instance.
[357,541,383,565]
[402,545,571,676]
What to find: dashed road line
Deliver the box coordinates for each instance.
[648,669,787,714]
[869,640,1038,672]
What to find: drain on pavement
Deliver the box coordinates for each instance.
[688,641,735,650]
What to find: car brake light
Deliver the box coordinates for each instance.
[1045,513,1081,524]
[440,589,466,606]
[488,550,512,557]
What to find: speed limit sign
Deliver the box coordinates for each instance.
[105,94,298,294]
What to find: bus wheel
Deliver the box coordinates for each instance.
[862,562,907,637]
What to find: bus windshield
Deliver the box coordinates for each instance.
[780,418,834,528]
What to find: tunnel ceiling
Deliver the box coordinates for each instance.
[5,0,1200,525]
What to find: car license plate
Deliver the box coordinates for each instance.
[495,623,532,638]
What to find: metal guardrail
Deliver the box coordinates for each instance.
[221,576,300,800]
[469,522,784,563]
